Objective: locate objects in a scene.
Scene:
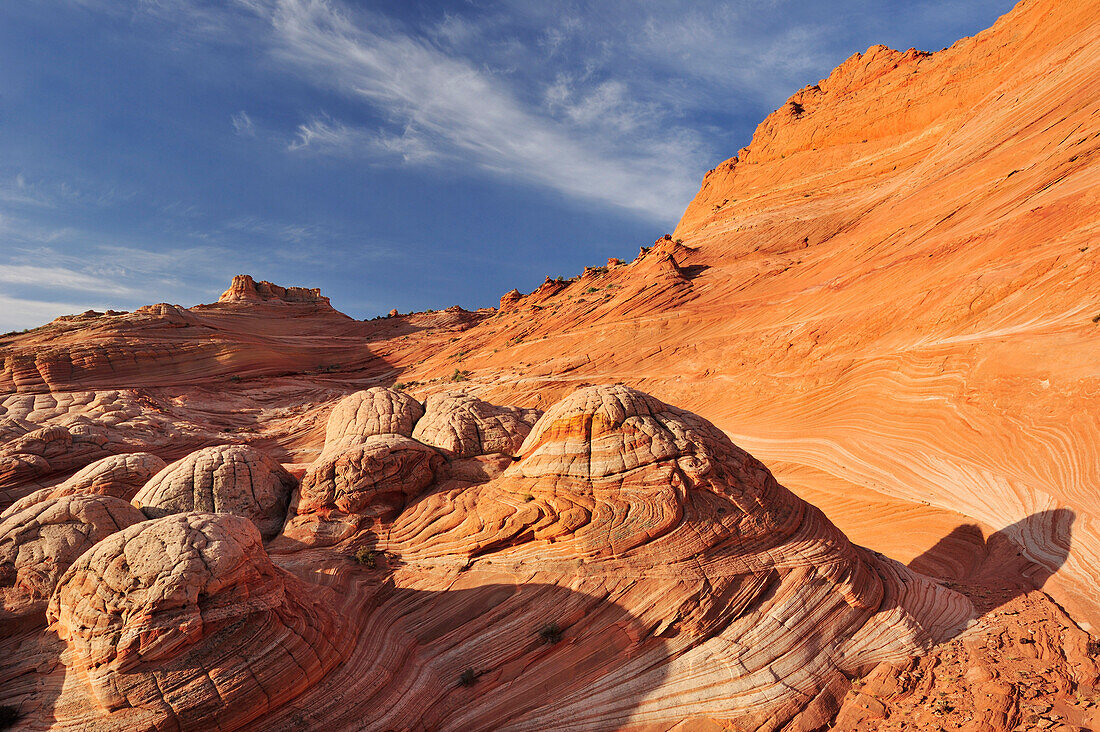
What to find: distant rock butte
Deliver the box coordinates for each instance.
[0,0,1098,729]
[218,274,329,305]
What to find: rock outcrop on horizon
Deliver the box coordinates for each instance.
[0,0,1098,729]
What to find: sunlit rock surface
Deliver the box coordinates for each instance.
[0,0,1098,728]
[132,444,297,539]
[0,494,145,624]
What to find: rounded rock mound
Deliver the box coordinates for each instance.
[0,494,146,622]
[1,452,167,521]
[412,392,541,458]
[322,387,424,455]
[282,434,442,547]
[514,383,738,481]
[132,444,295,539]
[47,512,349,729]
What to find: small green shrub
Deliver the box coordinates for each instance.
[459,668,478,687]
[354,548,376,568]
[451,368,468,382]
[931,699,954,715]
[523,494,535,502]
[539,622,562,644]
[229,375,242,383]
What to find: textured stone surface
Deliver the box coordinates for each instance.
[0,494,146,622]
[0,1,1097,729]
[253,385,977,731]
[281,433,442,547]
[412,392,540,458]
[47,512,349,729]
[387,0,1100,631]
[322,387,424,454]
[132,444,296,539]
[0,452,166,521]
[0,424,111,494]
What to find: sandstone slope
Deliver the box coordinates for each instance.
[0,0,1097,729]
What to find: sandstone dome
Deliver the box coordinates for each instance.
[131,444,296,539]
[47,512,350,730]
[0,494,146,622]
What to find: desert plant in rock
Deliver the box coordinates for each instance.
[354,547,376,568]
[539,622,562,644]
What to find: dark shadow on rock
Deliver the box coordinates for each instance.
[245,579,670,732]
[9,524,667,732]
[0,623,66,731]
[908,508,1075,618]
[679,263,710,280]
[261,532,668,730]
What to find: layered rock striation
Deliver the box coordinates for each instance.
[48,512,349,730]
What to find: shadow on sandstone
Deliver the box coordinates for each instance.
[908,508,1075,618]
[9,547,668,731]
[252,532,671,731]
[249,579,670,731]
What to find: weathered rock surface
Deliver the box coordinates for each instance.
[132,444,296,539]
[0,424,112,494]
[0,452,166,521]
[250,385,976,731]
[0,494,146,623]
[47,512,349,730]
[322,387,424,455]
[0,1,1098,729]
[412,392,540,458]
[390,0,1100,632]
[280,433,442,547]
[218,274,329,305]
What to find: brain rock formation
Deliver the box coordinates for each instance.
[0,423,111,495]
[131,444,296,539]
[282,433,443,547]
[412,391,541,457]
[1,3,1097,726]
[47,512,349,730]
[322,386,424,455]
[0,452,167,521]
[0,494,146,622]
[261,385,973,731]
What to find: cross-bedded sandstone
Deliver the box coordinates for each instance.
[322,387,424,455]
[47,512,350,730]
[412,392,541,458]
[0,452,166,521]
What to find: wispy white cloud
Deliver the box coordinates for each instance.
[231,110,255,136]
[254,0,707,221]
[0,264,140,296]
[288,115,357,151]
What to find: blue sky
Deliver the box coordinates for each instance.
[0,0,1015,331]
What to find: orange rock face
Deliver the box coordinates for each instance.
[47,512,349,730]
[0,0,1098,729]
